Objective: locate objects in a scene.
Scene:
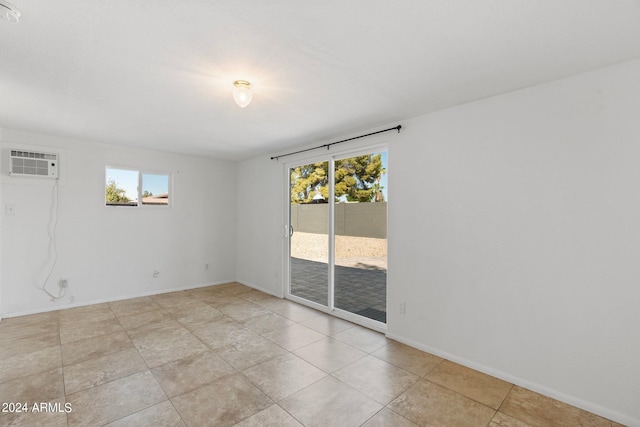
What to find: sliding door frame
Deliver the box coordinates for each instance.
[283,142,388,332]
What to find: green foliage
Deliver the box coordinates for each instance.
[290,154,385,204]
[290,162,329,204]
[335,154,384,202]
[142,190,153,198]
[105,179,130,203]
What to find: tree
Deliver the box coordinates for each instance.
[290,163,328,204]
[372,166,387,202]
[106,179,130,203]
[335,154,384,202]
[290,154,384,204]
[143,190,153,198]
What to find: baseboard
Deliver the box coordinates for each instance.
[0,279,236,318]
[385,332,637,427]
[236,279,283,298]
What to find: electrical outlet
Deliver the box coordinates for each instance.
[5,204,16,216]
[153,270,160,279]
[399,302,406,315]
[204,263,209,271]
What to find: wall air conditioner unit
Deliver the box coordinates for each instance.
[9,150,59,178]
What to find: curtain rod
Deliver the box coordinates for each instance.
[270,125,401,160]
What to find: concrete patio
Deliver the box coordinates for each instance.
[290,257,387,323]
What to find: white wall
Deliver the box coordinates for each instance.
[235,155,285,296]
[1,129,237,316]
[235,59,640,425]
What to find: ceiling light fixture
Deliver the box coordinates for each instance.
[0,0,21,23]
[233,80,252,108]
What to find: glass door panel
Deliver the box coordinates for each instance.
[289,161,329,307]
[333,152,388,322]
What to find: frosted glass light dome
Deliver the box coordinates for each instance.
[0,0,21,22]
[233,80,252,108]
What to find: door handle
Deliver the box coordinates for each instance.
[284,225,294,238]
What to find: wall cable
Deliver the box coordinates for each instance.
[40,179,64,301]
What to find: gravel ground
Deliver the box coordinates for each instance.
[291,232,387,269]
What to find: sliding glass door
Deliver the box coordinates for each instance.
[287,151,388,327]
[289,161,329,308]
[333,153,387,323]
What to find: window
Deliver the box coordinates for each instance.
[106,168,139,206]
[141,173,170,205]
[105,167,171,207]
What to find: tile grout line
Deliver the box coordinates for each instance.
[56,311,70,427]
[6,284,616,427]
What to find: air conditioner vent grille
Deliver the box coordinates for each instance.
[9,150,59,178]
[11,150,57,160]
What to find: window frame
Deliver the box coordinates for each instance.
[105,166,172,208]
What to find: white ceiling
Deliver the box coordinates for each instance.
[1,1,640,160]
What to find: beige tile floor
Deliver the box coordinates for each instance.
[0,282,625,427]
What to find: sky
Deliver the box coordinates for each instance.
[106,168,169,200]
[380,151,388,201]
